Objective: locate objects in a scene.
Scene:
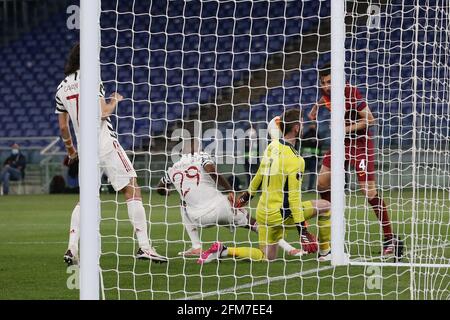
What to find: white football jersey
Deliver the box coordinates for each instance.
[162,152,224,213]
[55,70,118,156]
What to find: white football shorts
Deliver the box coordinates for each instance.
[183,194,249,228]
[100,141,137,191]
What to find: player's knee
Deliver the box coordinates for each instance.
[262,245,278,261]
[316,199,331,215]
[122,188,132,199]
[365,188,378,200]
[317,181,329,192]
[122,185,140,200]
[129,183,142,198]
[366,192,377,200]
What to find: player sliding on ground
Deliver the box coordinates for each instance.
[309,64,403,258]
[56,43,167,265]
[156,142,256,256]
[198,109,333,264]
[156,140,302,257]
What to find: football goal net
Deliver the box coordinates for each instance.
[78,0,450,300]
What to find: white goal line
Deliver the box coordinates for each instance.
[349,261,450,268]
[349,241,450,268]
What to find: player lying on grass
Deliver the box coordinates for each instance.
[308,64,403,258]
[56,43,167,265]
[198,109,332,264]
[156,140,303,257]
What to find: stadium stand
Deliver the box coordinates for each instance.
[0,0,447,153]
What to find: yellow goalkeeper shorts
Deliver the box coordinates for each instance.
[257,200,315,246]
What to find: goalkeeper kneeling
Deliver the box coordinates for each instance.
[198,109,332,264]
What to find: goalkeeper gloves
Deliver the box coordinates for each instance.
[235,191,251,208]
[297,224,318,254]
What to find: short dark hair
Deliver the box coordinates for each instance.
[64,43,80,76]
[319,64,331,79]
[280,108,302,135]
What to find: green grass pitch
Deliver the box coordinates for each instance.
[0,190,448,300]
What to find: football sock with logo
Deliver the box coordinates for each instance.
[318,210,331,253]
[126,199,150,250]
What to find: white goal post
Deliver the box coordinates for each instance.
[330,0,347,266]
[79,0,101,300]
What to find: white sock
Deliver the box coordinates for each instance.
[278,239,296,253]
[68,204,80,255]
[185,225,202,249]
[180,208,201,249]
[220,248,228,257]
[126,199,150,250]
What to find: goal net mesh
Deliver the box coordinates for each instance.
[96,0,449,299]
[345,0,450,300]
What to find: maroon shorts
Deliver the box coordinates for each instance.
[322,138,376,182]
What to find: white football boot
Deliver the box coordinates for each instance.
[136,247,168,263]
[178,247,202,257]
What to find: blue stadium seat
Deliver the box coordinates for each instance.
[183,88,199,103]
[216,54,232,70]
[8,129,22,137]
[233,53,250,70]
[216,71,233,87]
[151,119,167,135]
[183,52,200,69]
[250,53,266,67]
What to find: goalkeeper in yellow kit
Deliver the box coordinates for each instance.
[198,109,332,263]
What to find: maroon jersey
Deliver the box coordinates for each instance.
[321,85,375,180]
[321,85,370,141]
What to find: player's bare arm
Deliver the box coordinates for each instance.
[203,162,234,204]
[58,112,78,163]
[236,164,262,208]
[100,92,123,119]
[308,97,325,121]
[345,106,376,134]
[236,150,267,208]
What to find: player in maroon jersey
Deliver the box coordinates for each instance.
[308,65,403,259]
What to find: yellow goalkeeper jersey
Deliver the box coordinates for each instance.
[249,138,305,226]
